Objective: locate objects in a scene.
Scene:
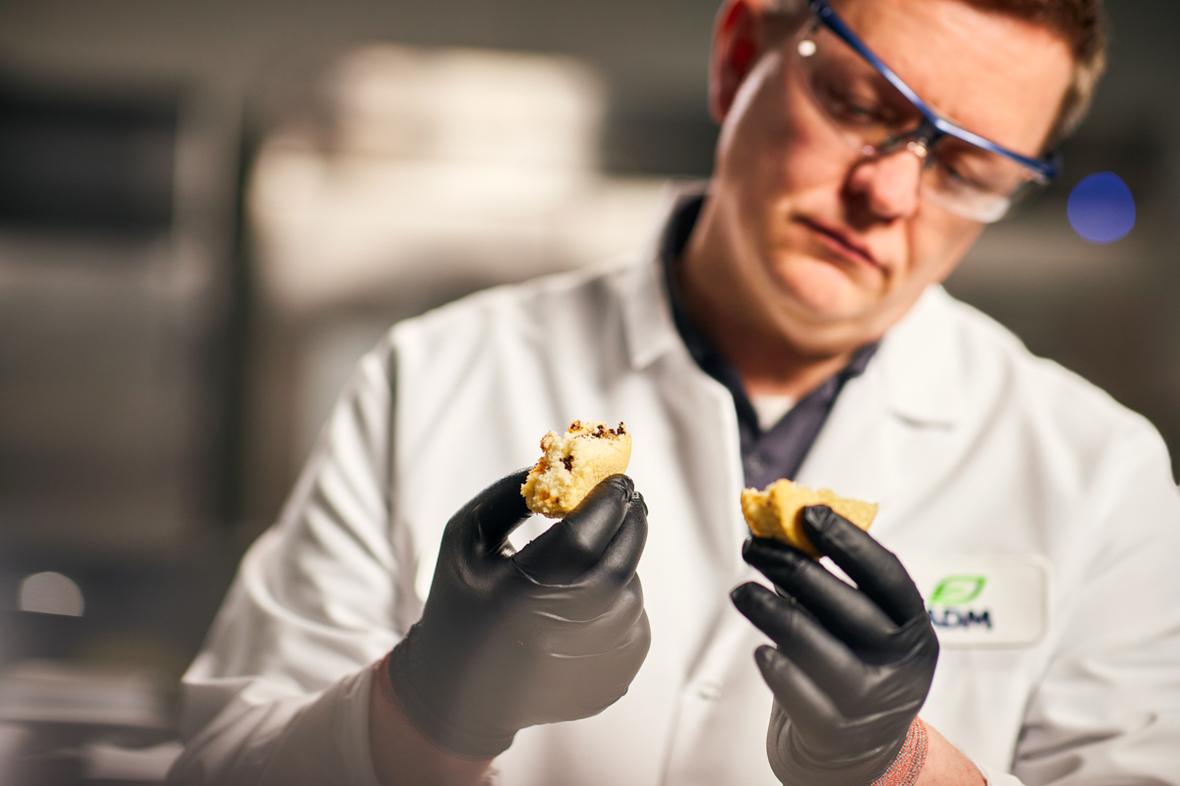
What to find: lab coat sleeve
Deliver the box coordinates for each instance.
[1005,422,1180,786]
[168,335,402,786]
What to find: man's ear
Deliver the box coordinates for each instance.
[708,0,765,123]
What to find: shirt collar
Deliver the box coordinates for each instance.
[658,194,719,375]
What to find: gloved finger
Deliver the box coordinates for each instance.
[532,619,650,720]
[742,537,896,651]
[514,475,636,584]
[530,571,646,629]
[534,597,650,660]
[731,583,867,711]
[603,573,648,632]
[754,645,844,735]
[451,468,534,556]
[578,491,648,591]
[579,572,647,633]
[801,506,926,626]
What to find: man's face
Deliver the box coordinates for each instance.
[707,0,1075,353]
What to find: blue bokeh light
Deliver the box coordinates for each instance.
[1067,171,1135,244]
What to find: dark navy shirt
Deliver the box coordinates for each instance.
[659,194,877,489]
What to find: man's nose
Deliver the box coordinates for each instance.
[844,143,925,221]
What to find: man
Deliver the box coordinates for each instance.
[170,0,1180,784]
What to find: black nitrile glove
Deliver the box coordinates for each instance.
[387,469,650,758]
[731,505,939,785]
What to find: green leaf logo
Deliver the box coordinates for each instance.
[930,575,987,606]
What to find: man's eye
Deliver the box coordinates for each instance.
[828,93,889,124]
[938,160,991,192]
[845,102,876,119]
[940,161,975,187]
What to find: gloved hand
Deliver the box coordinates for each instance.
[731,505,939,785]
[387,469,650,758]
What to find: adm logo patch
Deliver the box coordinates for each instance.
[928,574,992,630]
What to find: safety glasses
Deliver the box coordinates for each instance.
[793,0,1061,222]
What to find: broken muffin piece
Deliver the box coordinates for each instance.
[740,479,877,557]
[521,420,632,518]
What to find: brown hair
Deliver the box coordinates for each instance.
[763,0,1107,147]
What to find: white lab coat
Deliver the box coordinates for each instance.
[171,221,1180,786]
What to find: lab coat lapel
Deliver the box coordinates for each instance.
[795,285,963,540]
[794,356,901,511]
[614,226,749,578]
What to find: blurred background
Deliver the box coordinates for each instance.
[1,0,1177,782]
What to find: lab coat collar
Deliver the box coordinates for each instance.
[615,190,964,428]
[615,189,690,372]
[872,285,965,427]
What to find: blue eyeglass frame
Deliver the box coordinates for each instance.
[808,0,1060,184]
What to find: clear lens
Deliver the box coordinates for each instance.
[795,23,913,152]
[793,22,1043,223]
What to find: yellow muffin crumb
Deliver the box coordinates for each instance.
[740,479,877,557]
[521,420,632,517]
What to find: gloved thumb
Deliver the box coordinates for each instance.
[514,475,637,584]
[454,469,533,555]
